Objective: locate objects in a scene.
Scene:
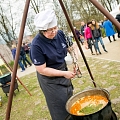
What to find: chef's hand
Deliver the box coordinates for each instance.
[63,71,76,79]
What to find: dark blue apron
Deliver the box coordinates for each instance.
[37,62,73,120]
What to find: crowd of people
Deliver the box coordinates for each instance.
[71,16,118,55]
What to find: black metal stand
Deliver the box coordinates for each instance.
[1,82,19,97]
[0,73,19,96]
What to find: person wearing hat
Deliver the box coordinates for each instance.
[30,8,75,120]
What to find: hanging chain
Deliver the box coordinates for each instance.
[65,33,82,78]
[69,45,82,78]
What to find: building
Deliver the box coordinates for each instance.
[0,44,13,63]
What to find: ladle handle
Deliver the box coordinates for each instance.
[77,76,110,100]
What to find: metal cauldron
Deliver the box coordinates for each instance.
[66,88,115,120]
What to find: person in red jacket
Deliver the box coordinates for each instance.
[84,22,97,55]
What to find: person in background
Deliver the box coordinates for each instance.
[20,46,32,68]
[103,17,116,42]
[23,42,30,56]
[84,21,98,55]
[115,6,120,38]
[27,42,31,50]
[74,27,84,45]
[91,19,108,54]
[11,45,25,72]
[80,21,86,37]
[99,20,104,26]
[80,21,86,45]
[30,8,75,120]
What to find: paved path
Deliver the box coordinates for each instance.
[81,36,120,62]
[17,34,120,78]
[17,64,36,78]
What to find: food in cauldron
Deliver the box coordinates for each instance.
[70,95,108,116]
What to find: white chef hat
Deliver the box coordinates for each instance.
[34,8,57,30]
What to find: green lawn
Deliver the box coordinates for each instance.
[0,57,120,120]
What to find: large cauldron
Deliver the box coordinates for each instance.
[66,88,115,120]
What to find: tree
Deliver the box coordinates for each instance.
[0,0,21,47]
[0,0,119,46]
[116,0,120,4]
[99,0,120,12]
[0,4,17,47]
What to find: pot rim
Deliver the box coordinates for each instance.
[66,88,110,116]
[67,88,110,101]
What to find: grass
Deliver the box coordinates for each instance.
[0,57,120,120]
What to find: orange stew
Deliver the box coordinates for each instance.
[70,95,108,116]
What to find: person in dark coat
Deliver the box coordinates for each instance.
[11,45,25,72]
[103,17,116,42]
[20,46,32,68]
[74,27,84,45]
[23,43,30,55]
[30,8,75,120]
[115,6,120,38]
[91,19,108,54]
[80,21,86,37]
